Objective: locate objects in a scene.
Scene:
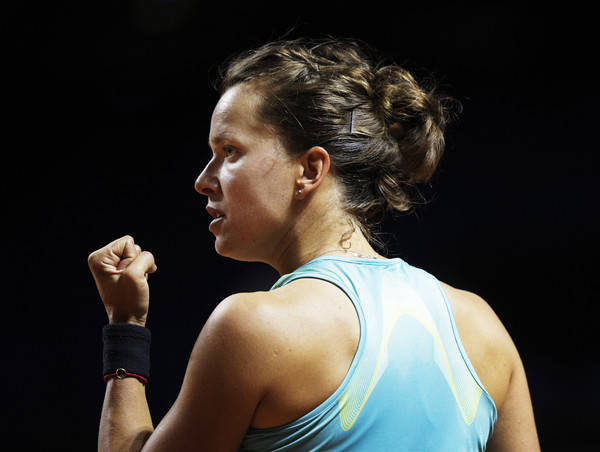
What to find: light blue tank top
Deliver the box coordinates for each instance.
[239,256,497,451]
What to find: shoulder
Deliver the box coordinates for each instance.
[143,290,296,450]
[200,291,285,362]
[440,282,517,410]
[439,283,541,449]
[204,279,360,386]
[200,282,359,427]
[206,286,310,341]
[187,291,282,395]
[201,280,348,360]
[440,282,508,343]
[207,278,357,353]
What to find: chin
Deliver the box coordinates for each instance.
[214,239,248,261]
[214,238,269,264]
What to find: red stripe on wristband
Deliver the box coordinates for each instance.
[104,368,148,385]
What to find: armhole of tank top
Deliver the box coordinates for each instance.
[434,279,497,411]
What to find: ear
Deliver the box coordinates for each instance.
[296,146,331,198]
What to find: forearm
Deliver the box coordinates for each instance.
[99,378,154,452]
[89,237,158,451]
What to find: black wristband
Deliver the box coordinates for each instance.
[102,323,151,383]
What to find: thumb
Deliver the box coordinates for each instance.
[121,250,157,281]
[116,239,141,271]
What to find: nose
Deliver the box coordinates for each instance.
[195,159,219,196]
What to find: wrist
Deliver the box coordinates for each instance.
[102,323,151,385]
[107,311,147,327]
[104,368,148,385]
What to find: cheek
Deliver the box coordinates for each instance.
[233,180,292,233]
[228,163,292,203]
[222,155,297,220]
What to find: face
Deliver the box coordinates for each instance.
[195,85,301,262]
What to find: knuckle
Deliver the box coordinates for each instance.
[141,250,154,259]
[87,251,100,267]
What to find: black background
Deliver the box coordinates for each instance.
[3,1,598,450]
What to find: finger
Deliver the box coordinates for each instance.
[122,239,139,259]
[117,238,141,271]
[104,235,135,263]
[122,251,157,281]
[108,235,135,255]
[88,235,134,273]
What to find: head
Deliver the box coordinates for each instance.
[196,84,307,262]
[214,38,455,247]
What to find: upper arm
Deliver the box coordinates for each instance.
[486,353,540,451]
[441,283,540,451]
[141,294,268,452]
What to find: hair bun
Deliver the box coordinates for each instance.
[373,65,454,184]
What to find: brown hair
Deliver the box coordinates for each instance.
[216,38,456,243]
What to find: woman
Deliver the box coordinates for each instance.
[89,38,540,451]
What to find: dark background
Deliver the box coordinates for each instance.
[3,1,598,450]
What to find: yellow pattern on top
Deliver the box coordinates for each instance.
[339,280,482,430]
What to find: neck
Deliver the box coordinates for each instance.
[270,214,380,275]
[313,248,380,260]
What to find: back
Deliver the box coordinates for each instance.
[240,256,497,451]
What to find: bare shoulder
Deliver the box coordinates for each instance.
[207,279,359,428]
[440,282,540,451]
[440,282,506,336]
[196,289,305,375]
[440,282,515,408]
[203,277,359,387]
[143,291,290,451]
[206,279,354,344]
[205,290,277,339]
[212,278,358,339]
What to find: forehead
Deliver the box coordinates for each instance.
[209,85,267,144]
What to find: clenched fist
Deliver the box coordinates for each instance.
[88,235,157,326]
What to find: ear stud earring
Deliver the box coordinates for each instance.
[296,189,303,196]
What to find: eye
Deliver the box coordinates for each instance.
[223,145,237,159]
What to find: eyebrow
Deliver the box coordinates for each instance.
[208,132,233,148]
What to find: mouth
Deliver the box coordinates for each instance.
[206,206,223,219]
[206,206,225,231]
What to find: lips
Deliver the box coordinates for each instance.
[206,206,225,232]
[206,206,223,219]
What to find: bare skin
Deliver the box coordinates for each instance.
[89,85,540,451]
[442,283,540,451]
